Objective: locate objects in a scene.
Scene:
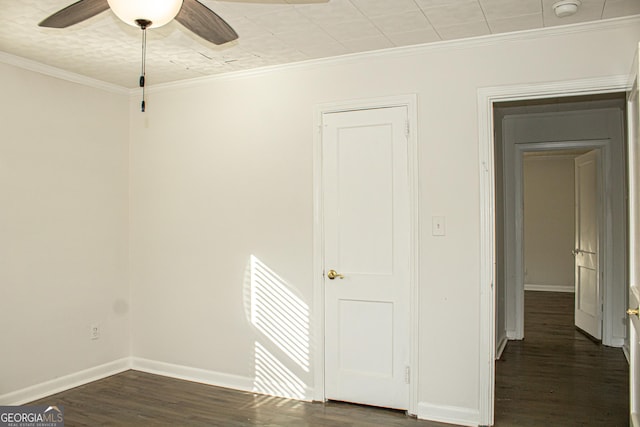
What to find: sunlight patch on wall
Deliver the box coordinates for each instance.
[250,255,309,371]
[253,342,307,400]
[248,254,311,400]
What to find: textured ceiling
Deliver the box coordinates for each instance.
[0,0,639,88]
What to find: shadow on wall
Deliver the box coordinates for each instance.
[244,255,311,400]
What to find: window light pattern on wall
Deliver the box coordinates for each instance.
[248,255,310,400]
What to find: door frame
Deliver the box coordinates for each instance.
[628,43,639,426]
[312,94,419,415]
[477,75,630,426]
[513,142,609,343]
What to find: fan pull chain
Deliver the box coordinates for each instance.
[140,25,147,112]
[135,19,151,112]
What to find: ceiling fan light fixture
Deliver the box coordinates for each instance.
[107,0,184,28]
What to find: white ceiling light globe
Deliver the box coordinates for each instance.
[107,0,184,28]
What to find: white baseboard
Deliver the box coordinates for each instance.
[524,283,574,293]
[1,356,315,407]
[417,402,480,427]
[506,330,523,340]
[131,357,314,402]
[132,357,254,393]
[623,344,630,364]
[496,335,508,360]
[0,358,131,405]
[607,337,625,348]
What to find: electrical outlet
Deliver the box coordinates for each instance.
[90,324,100,340]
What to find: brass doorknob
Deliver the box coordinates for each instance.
[327,269,344,280]
[628,308,639,316]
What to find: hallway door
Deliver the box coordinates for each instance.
[574,150,602,340]
[322,106,410,410]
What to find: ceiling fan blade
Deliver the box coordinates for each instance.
[176,0,238,45]
[39,0,109,28]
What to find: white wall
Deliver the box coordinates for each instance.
[0,62,130,401]
[128,18,640,424]
[523,155,576,291]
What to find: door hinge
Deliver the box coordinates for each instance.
[405,119,410,138]
[405,366,410,384]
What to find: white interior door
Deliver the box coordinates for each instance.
[574,150,602,340]
[322,106,410,410]
[628,42,640,427]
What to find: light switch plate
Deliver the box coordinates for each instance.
[432,216,446,236]
[90,324,100,340]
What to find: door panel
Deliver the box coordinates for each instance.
[339,300,393,376]
[577,157,597,254]
[574,150,601,340]
[323,106,409,410]
[628,42,640,426]
[577,260,598,315]
[337,127,394,274]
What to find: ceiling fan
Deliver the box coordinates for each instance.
[39,0,242,111]
[39,0,238,46]
[38,0,327,111]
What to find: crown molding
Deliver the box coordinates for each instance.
[0,51,128,95]
[145,14,640,94]
[1,13,637,96]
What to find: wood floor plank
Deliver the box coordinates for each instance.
[26,290,628,426]
[28,370,450,426]
[495,291,628,426]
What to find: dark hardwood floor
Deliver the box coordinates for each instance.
[27,290,628,426]
[29,370,451,427]
[495,290,629,426]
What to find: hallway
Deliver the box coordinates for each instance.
[495,291,628,426]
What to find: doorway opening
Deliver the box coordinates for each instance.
[492,93,629,425]
[494,93,627,349]
[522,148,596,337]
